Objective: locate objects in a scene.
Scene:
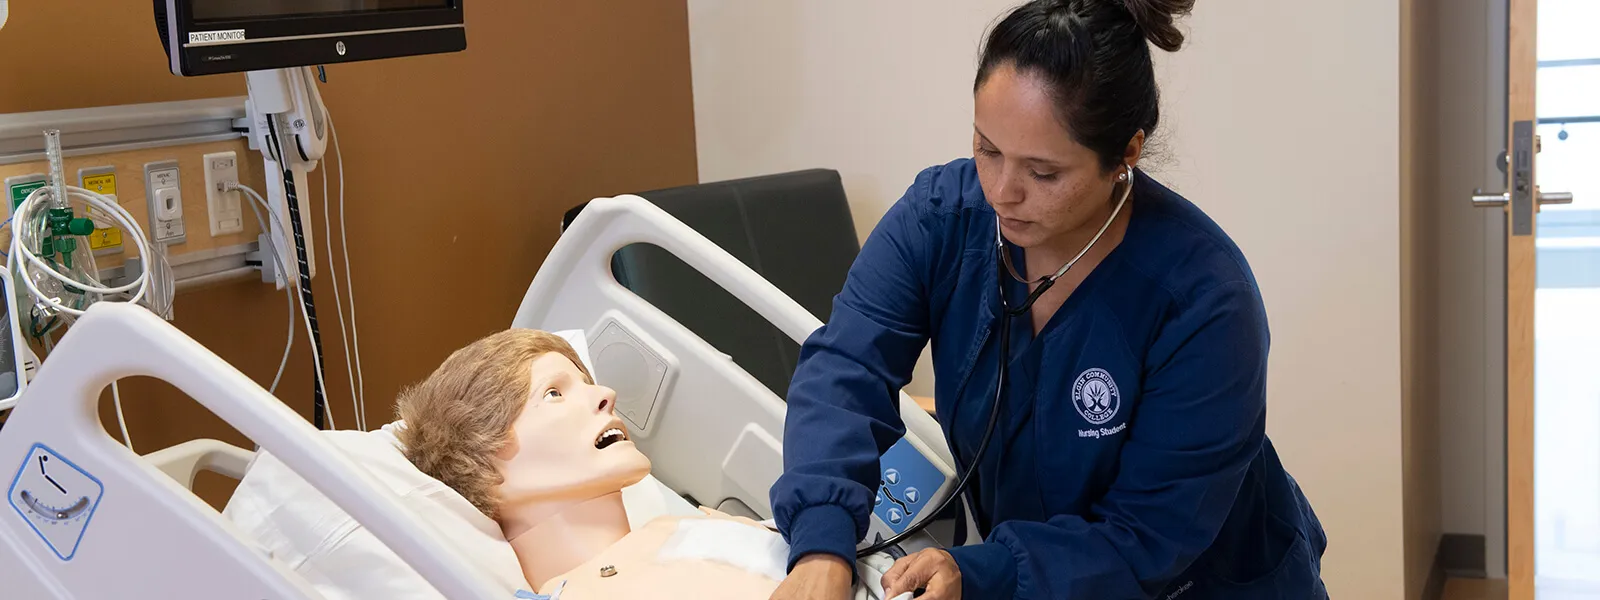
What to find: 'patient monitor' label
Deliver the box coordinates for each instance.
[188,29,246,45]
[7,443,105,561]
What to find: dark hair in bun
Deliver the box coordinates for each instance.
[976,0,1193,170]
[1123,0,1195,52]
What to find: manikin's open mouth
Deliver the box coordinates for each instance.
[595,427,628,450]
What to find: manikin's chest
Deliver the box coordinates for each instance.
[539,517,781,600]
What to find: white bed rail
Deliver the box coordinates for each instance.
[0,304,503,599]
[515,195,953,520]
[530,195,821,343]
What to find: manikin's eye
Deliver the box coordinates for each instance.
[543,388,562,401]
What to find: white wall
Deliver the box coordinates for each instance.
[687,0,1006,397]
[688,1,1001,241]
[688,1,1406,597]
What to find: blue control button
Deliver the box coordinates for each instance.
[905,487,920,504]
[875,492,883,506]
[884,469,900,486]
[888,508,904,524]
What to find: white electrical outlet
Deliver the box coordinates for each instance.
[203,151,244,236]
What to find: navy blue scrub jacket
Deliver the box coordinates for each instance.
[771,159,1328,599]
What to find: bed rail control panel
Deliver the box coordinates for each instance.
[860,436,952,552]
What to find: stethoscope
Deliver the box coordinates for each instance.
[857,166,1136,558]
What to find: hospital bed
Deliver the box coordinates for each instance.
[0,195,957,598]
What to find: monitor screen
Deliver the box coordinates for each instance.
[192,0,449,22]
[158,0,464,76]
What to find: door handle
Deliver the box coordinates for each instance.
[1471,189,1574,207]
[1537,191,1573,205]
[1473,189,1509,207]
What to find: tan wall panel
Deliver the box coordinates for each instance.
[0,1,699,509]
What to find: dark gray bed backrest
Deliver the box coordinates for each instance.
[562,169,860,400]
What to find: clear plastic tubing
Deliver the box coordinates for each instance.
[44,129,68,210]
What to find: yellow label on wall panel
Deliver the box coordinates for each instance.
[81,174,115,195]
[79,172,124,252]
[89,228,122,250]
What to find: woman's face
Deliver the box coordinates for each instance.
[493,352,651,510]
[973,63,1126,250]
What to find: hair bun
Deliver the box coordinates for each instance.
[1120,0,1194,52]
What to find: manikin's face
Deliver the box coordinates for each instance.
[493,353,651,509]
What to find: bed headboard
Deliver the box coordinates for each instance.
[515,195,955,545]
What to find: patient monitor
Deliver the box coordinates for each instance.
[151,1,470,429]
[154,0,465,77]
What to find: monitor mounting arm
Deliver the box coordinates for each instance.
[245,66,333,429]
[245,67,326,287]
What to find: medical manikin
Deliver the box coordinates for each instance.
[395,330,894,599]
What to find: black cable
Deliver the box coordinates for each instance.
[266,116,329,429]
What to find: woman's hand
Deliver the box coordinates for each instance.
[881,549,961,600]
[770,554,853,600]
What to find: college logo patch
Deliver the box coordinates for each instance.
[1072,368,1121,426]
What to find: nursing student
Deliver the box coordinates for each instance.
[768,1,1328,598]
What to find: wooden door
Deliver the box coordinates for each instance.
[1496,0,1574,596]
